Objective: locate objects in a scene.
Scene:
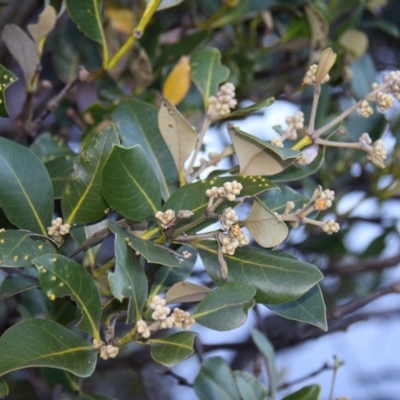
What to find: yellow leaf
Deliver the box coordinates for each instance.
[105,6,134,35]
[162,56,191,106]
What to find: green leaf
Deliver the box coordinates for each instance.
[164,175,275,233]
[156,0,185,11]
[30,133,74,163]
[228,124,299,176]
[270,145,325,182]
[0,319,96,378]
[232,370,268,400]
[266,285,327,331]
[149,332,196,367]
[158,95,197,172]
[108,221,181,267]
[194,357,241,400]
[261,185,310,213]
[149,246,197,297]
[112,99,178,200]
[62,124,119,225]
[165,281,211,304]
[101,145,161,221]
[0,137,53,235]
[66,0,108,66]
[0,377,8,399]
[251,328,278,399]
[109,234,147,324]
[195,242,323,304]
[193,283,256,331]
[0,274,39,299]
[33,254,101,339]
[226,97,275,119]
[350,54,376,100]
[45,155,74,199]
[0,230,56,268]
[244,198,289,248]
[190,47,230,107]
[282,384,321,400]
[2,24,37,92]
[0,65,18,117]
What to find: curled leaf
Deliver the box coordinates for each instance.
[315,48,337,85]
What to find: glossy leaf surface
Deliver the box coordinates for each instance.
[149,332,196,367]
[232,370,268,400]
[193,283,256,331]
[190,47,230,107]
[102,144,160,221]
[282,385,321,400]
[30,133,74,163]
[109,234,147,324]
[0,64,17,117]
[45,155,74,199]
[0,230,55,268]
[0,319,97,378]
[194,357,241,400]
[0,274,39,299]
[66,0,107,65]
[196,242,323,304]
[62,124,119,225]
[33,254,101,339]
[112,98,178,200]
[266,285,327,331]
[109,222,181,267]
[0,137,53,235]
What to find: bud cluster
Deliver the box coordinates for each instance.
[314,189,335,211]
[321,219,340,235]
[221,207,238,230]
[382,70,400,100]
[155,209,175,229]
[358,99,374,118]
[136,295,195,339]
[93,339,119,360]
[359,133,387,167]
[205,180,243,202]
[219,225,250,255]
[302,64,330,86]
[282,111,305,141]
[207,82,237,119]
[47,218,70,243]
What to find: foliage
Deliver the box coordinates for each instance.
[0,0,399,399]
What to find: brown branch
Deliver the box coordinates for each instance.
[24,66,89,137]
[326,253,400,276]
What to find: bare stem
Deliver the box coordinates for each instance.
[307,83,321,134]
[185,116,212,182]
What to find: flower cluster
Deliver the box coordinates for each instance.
[282,111,305,141]
[47,217,70,243]
[219,225,250,255]
[321,219,340,235]
[359,133,387,167]
[302,64,330,86]
[93,339,119,360]
[207,82,237,119]
[205,180,243,202]
[358,99,374,118]
[382,70,400,100]
[155,209,175,229]
[221,207,238,230]
[376,91,393,112]
[314,189,335,211]
[136,295,195,339]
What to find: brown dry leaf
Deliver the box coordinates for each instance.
[158,95,197,171]
[2,24,38,91]
[244,199,288,248]
[165,281,211,304]
[304,4,328,51]
[315,48,337,85]
[27,5,57,55]
[162,56,191,106]
[228,124,296,176]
